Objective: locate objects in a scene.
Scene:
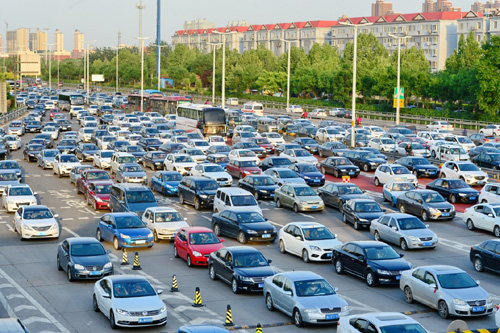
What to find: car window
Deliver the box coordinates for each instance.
[352,319,368,331]
[283,278,293,292]
[484,241,497,253]
[352,245,364,257]
[483,206,493,216]
[412,268,425,281]
[343,243,356,254]
[405,192,415,200]
[378,216,390,226]
[272,275,285,288]
[424,272,436,285]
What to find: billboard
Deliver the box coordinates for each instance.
[20,54,41,76]
[91,74,104,82]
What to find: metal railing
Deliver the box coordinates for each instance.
[0,106,28,125]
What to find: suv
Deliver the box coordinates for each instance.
[110,152,136,175]
[430,144,469,161]
[109,183,158,217]
[479,183,500,204]
[213,188,262,215]
[178,176,219,210]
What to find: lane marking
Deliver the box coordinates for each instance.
[62,227,80,238]
[298,213,314,219]
[202,216,211,221]
[13,304,38,312]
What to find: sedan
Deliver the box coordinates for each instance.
[470,239,500,274]
[368,137,396,152]
[263,167,305,186]
[472,152,500,170]
[93,150,114,169]
[70,165,93,185]
[395,156,439,178]
[211,210,276,244]
[264,271,349,327]
[57,237,113,281]
[238,174,279,200]
[374,164,417,187]
[275,184,324,213]
[338,312,429,333]
[2,184,37,213]
[400,265,493,319]
[291,137,320,154]
[397,189,455,222]
[174,227,225,266]
[96,213,154,250]
[208,246,276,294]
[93,275,167,328]
[115,163,147,184]
[280,149,317,164]
[333,241,412,287]
[278,222,341,262]
[259,156,293,171]
[226,159,261,179]
[53,154,81,177]
[142,151,167,170]
[342,199,385,230]
[23,144,43,162]
[318,182,369,212]
[14,205,59,240]
[383,181,416,207]
[189,163,232,187]
[439,161,488,186]
[318,142,347,158]
[86,181,113,211]
[463,203,500,237]
[142,207,188,242]
[149,171,182,196]
[288,163,325,186]
[320,157,360,178]
[426,178,479,204]
[5,135,22,151]
[164,154,197,176]
[75,143,99,161]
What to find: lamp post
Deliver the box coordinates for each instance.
[46,43,55,92]
[85,40,96,104]
[339,21,372,148]
[156,44,168,91]
[388,33,409,126]
[112,45,123,93]
[208,41,222,104]
[135,36,153,112]
[211,30,236,109]
[280,39,298,114]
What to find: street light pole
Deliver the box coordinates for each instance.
[46,43,55,92]
[112,46,123,93]
[156,45,168,90]
[135,36,153,112]
[208,42,222,104]
[212,30,236,109]
[85,40,96,103]
[280,39,297,113]
[389,33,409,126]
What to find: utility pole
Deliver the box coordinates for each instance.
[13,55,17,108]
[135,36,153,112]
[115,31,121,93]
[44,28,50,64]
[137,0,145,46]
[156,0,161,87]
[4,22,7,54]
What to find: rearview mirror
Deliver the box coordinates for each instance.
[224,261,232,268]
[54,214,59,218]
[106,250,111,254]
[157,289,163,295]
[488,214,494,218]
[399,253,405,258]
[220,238,225,243]
[391,226,397,231]
[103,293,111,299]
[290,193,294,197]
[267,259,272,264]
[284,290,292,296]
[357,255,365,261]
[429,283,436,289]
[34,192,38,195]
[417,199,423,204]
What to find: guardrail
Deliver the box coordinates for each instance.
[0,107,28,125]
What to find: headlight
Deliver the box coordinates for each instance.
[450,205,455,212]
[148,232,153,238]
[23,224,30,230]
[376,269,391,275]
[309,245,321,251]
[370,162,376,165]
[341,305,349,313]
[260,190,268,193]
[241,276,253,282]
[116,308,131,316]
[458,193,466,197]
[453,299,467,305]
[340,169,347,172]
[120,233,130,239]
[73,264,85,270]
[408,236,419,242]
[104,262,113,269]
[429,207,439,214]
[299,201,307,205]
[304,308,321,314]
[487,296,492,303]
[247,230,258,235]
[304,176,310,179]
[199,195,208,199]
[31,200,37,205]
[50,224,58,230]
[359,218,369,223]
[192,251,202,257]
[159,305,167,313]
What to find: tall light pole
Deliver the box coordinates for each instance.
[46,43,55,92]
[389,33,409,125]
[339,21,372,148]
[156,44,168,90]
[280,39,298,113]
[85,40,96,103]
[135,36,153,112]
[112,45,123,93]
[208,42,222,104]
[212,30,236,109]
[136,0,145,43]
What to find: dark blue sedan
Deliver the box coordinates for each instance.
[288,163,325,186]
[96,213,153,250]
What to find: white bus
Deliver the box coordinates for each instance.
[176,104,227,137]
[241,102,264,117]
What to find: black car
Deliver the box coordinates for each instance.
[211,210,276,243]
[33,134,55,148]
[292,137,320,154]
[320,156,360,178]
[178,176,219,210]
[0,143,9,160]
[259,156,292,171]
[159,142,185,154]
[100,114,114,125]
[238,174,279,200]
[57,237,113,281]
[342,199,385,230]
[472,152,500,169]
[359,147,387,160]
[318,141,348,158]
[470,239,500,274]
[395,156,439,178]
[142,151,167,170]
[297,125,318,139]
[138,138,162,151]
[336,109,351,118]
[317,182,370,212]
[23,144,44,162]
[208,246,275,293]
[75,143,99,161]
[57,139,77,154]
[206,145,232,156]
[232,142,266,158]
[25,121,42,133]
[343,134,370,148]
[332,241,412,287]
[470,146,500,159]
[344,150,386,172]
[396,189,455,221]
[55,119,72,131]
[275,143,301,156]
[426,179,479,204]
[318,120,337,128]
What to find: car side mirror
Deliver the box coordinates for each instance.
[295,236,303,241]
[284,290,292,297]
[219,238,225,243]
[224,261,232,268]
[34,192,38,195]
[417,199,423,204]
[103,293,111,299]
[54,214,59,218]
[334,287,339,292]
[357,255,365,261]
[184,217,188,221]
[391,226,397,231]
[332,192,338,196]
[267,259,272,264]
[182,240,187,245]
[476,280,480,285]
[488,213,494,218]
[106,250,112,254]
[429,283,436,289]
[290,193,294,197]
[157,289,163,295]
[399,253,405,258]
[425,224,430,228]
[382,209,387,212]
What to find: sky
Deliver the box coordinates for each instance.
[0,0,481,49]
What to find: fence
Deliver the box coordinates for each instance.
[0,107,28,125]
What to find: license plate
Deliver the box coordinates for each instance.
[429,171,436,174]
[326,252,332,258]
[313,180,320,182]
[396,275,401,280]
[349,172,354,175]
[258,283,263,288]
[470,197,476,200]
[423,242,432,246]
[477,181,484,185]
[442,212,450,217]
[38,232,47,236]
[89,271,101,276]
[262,234,271,238]
[472,306,484,312]
[326,314,339,320]
[312,206,318,209]
[270,194,274,197]
[138,317,153,323]
[136,240,146,244]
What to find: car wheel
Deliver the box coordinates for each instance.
[67,266,74,282]
[335,260,344,274]
[413,170,418,177]
[173,245,179,258]
[150,182,155,193]
[209,265,217,280]
[466,219,475,230]
[58,169,62,178]
[194,198,201,210]
[431,150,436,158]
[187,255,192,267]
[213,224,221,237]
[399,204,406,214]
[495,226,500,238]
[449,194,457,204]
[109,311,117,329]
[153,231,159,243]
[318,150,323,157]
[57,255,62,271]
[365,270,378,287]
[254,191,259,200]
[353,220,360,230]
[374,230,381,241]
[113,237,121,250]
[92,294,100,312]
[438,300,449,319]
[293,204,299,213]
[404,286,414,304]
[231,278,240,294]
[266,293,274,311]
[93,200,97,211]
[375,178,382,187]
[474,257,484,272]
[96,229,102,241]
[338,200,344,213]
[422,211,429,222]
[400,239,409,251]
[302,249,309,263]
[276,199,282,208]
[238,231,247,244]
[293,308,304,327]
[179,193,184,205]
[482,199,487,203]
[279,240,286,254]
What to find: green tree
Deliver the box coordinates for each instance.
[477,35,500,117]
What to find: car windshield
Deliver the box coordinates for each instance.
[412,158,431,166]
[186,149,204,156]
[411,144,425,150]
[301,139,316,145]
[213,156,229,163]
[23,209,52,219]
[458,163,479,171]
[490,154,500,161]
[70,243,106,256]
[239,151,255,157]
[61,155,79,163]
[326,129,339,134]
[397,217,426,230]
[294,150,311,157]
[196,181,218,191]
[125,191,156,203]
[94,185,111,194]
[391,183,415,191]
[164,173,182,182]
[101,152,114,158]
[254,138,270,144]
[299,165,318,172]
[303,227,335,240]
[448,180,468,189]
[364,246,400,260]
[174,155,194,163]
[392,167,410,175]
[233,253,268,268]
[333,158,351,166]
[113,280,156,298]
[437,272,478,289]
[29,145,43,152]
[83,144,98,150]
[294,187,316,196]
[236,212,266,223]
[450,148,467,155]
[211,137,225,142]
[380,324,427,333]
[60,140,76,146]
[457,137,472,144]
[9,187,32,196]
[272,158,292,166]
[127,146,145,152]
[294,279,335,297]
[154,212,183,222]
[215,146,231,152]
[355,202,382,212]
[359,152,377,159]
[231,195,258,207]
[189,232,219,245]
[338,185,363,195]
[87,172,110,180]
[253,177,275,185]
[0,173,18,181]
[124,165,141,172]
[420,192,445,203]
[194,141,209,147]
[430,133,445,140]
[278,170,299,178]
[118,156,136,164]
[205,165,223,173]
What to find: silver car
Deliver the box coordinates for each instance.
[400,265,494,319]
[370,213,438,250]
[37,149,59,169]
[263,271,349,327]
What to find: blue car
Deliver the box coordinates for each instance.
[57,139,77,154]
[288,163,325,186]
[96,212,154,250]
[206,154,229,169]
[149,171,182,196]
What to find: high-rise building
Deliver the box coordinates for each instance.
[36,29,48,52]
[29,32,37,51]
[423,0,434,12]
[16,28,29,53]
[6,31,17,54]
[72,29,84,59]
[423,0,461,12]
[183,19,215,30]
[372,0,395,16]
[0,34,3,54]
[471,0,500,14]
[54,29,64,52]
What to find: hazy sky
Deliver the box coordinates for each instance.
[1,0,479,49]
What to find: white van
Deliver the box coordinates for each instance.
[226,98,239,106]
[242,102,264,117]
[213,188,262,215]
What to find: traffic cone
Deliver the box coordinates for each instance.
[132,252,141,270]
[256,323,262,333]
[223,304,234,326]
[170,274,179,292]
[121,249,129,265]
[192,287,204,307]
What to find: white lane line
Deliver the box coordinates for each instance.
[202,216,211,221]
[299,213,315,218]
[64,218,74,221]
[6,224,15,233]
[438,238,471,253]
[0,283,13,289]
[78,217,89,220]
[341,295,380,313]
[13,304,38,312]
[6,294,24,300]
[62,227,80,238]
[22,317,52,325]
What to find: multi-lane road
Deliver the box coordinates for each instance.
[0,108,497,333]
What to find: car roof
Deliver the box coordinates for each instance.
[23,205,50,211]
[288,222,324,228]
[226,246,260,254]
[349,241,389,248]
[417,265,463,274]
[181,227,213,233]
[287,183,311,188]
[351,312,420,326]
[112,184,149,190]
[146,207,179,213]
[185,176,217,182]
[277,271,323,281]
[106,274,148,283]
[66,237,102,245]
[218,188,251,195]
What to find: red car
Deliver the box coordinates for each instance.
[86,181,113,210]
[226,159,262,179]
[49,110,62,120]
[174,227,224,266]
[77,169,112,195]
[249,137,275,155]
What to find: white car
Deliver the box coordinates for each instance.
[186,140,210,153]
[439,161,488,186]
[280,149,318,164]
[207,136,226,146]
[97,136,117,150]
[164,154,197,175]
[496,304,500,328]
[329,108,344,116]
[315,127,343,142]
[261,132,285,146]
[14,205,59,240]
[78,128,95,143]
[2,184,37,213]
[141,207,188,241]
[286,105,303,113]
[179,148,205,164]
[5,135,22,150]
[368,137,395,152]
[374,164,417,187]
[479,183,500,204]
[480,124,500,136]
[444,135,475,152]
[278,222,342,262]
[53,154,81,177]
[337,312,429,333]
[213,188,262,215]
[92,275,167,328]
[426,121,454,131]
[396,143,430,157]
[89,105,99,115]
[44,101,56,110]
[463,203,500,237]
[382,180,416,207]
[364,126,386,138]
[233,125,258,137]
[127,134,143,146]
[310,109,327,118]
[94,150,114,169]
[228,149,260,165]
[418,131,446,146]
[190,163,233,187]
[430,143,469,161]
[41,126,59,140]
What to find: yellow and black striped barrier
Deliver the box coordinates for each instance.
[132,252,141,270]
[224,304,234,327]
[192,287,204,307]
[447,329,500,333]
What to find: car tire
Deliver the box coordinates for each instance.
[57,255,62,271]
[374,230,381,241]
[92,294,100,312]
[319,150,323,158]
[404,286,414,304]
[276,199,282,208]
[335,260,344,274]
[67,267,74,282]
[338,200,344,213]
[238,231,247,244]
[365,270,378,287]
[153,231,159,243]
[293,204,299,213]
[208,264,218,280]
[213,224,221,237]
[173,245,179,258]
[187,255,192,267]
[279,240,286,254]
[58,169,62,178]
[474,257,484,272]
[353,220,360,230]
[495,225,500,238]
[422,211,429,222]
[194,198,201,210]
[449,194,457,204]
[266,293,275,311]
[254,191,259,200]
[302,249,309,263]
[231,278,240,294]
[96,229,102,241]
[293,308,304,327]
[179,193,184,205]
[399,204,406,214]
[466,219,475,230]
[438,300,449,319]
[113,237,121,250]
[431,150,436,158]
[400,239,409,251]
[374,178,381,186]
[413,170,418,177]
[93,200,98,211]
[109,311,117,329]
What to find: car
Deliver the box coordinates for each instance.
[164,154,197,176]
[479,183,500,204]
[383,181,416,207]
[431,144,469,161]
[310,108,328,118]
[137,138,162,152]
[213,188,262,214]
[317,141,348,158]
[397,189,455,221]
[149,171,182,196]
[343,150,385,172]
[57,138,77,154]
[190,163,233,187]
[400,265,493,318]
[480,124,500,136]
[35,149,58,170]
[77,169,112,195]
[86,181,113,211]
[142,207,188,242]
[14,205,59,240]
[248,137,275,155]
[22,144,43,162]
[228,149,260,165]
[374,164,418,187]
[396,142,430,157]
[318,182,370,212]
[259,156,293,171]
[139,151,166,171]
[226,159,261,179]
[41,126,59,140]
[315,127,343,142]
[206,145,231,156]
[426,121,454,131]
[470,145,500,159]
[174,227,225,267]
[263,167,306,186]
[280,149,317,164]
[275,143,300,156]
[4,135,21,151]
[342,199,385,230]
[178,176,219,210]
[115,163,147,184]
[93,150,114,169]
[444,135,475,152]
[260,132,285,146]
[288,163,324,186]
[207,136,226,146]
[337,312,429,333]
[275,184,324,213]
[92,275,167,328]
[205,154,229,169]
[463,203,500,237]
[470,239,500,274]
[426,178,479,204]
[211,210,275,243]
[333,241,413,287]
[470,133,497,146]
[57,237,113,281]
[52,153,81,178]
[2,184,37,213]
[208,246,276,294]
[75,143,99,161]
[367,137,395,152]
[286,105,303,113]
[7,121,25,136]
[96,212,153,250]
[278,222,342,262]
[291,138,320,154]
[237,174,278,200]
[439,161,488,186]
[0,170,20,195]
[395,156,439,178]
